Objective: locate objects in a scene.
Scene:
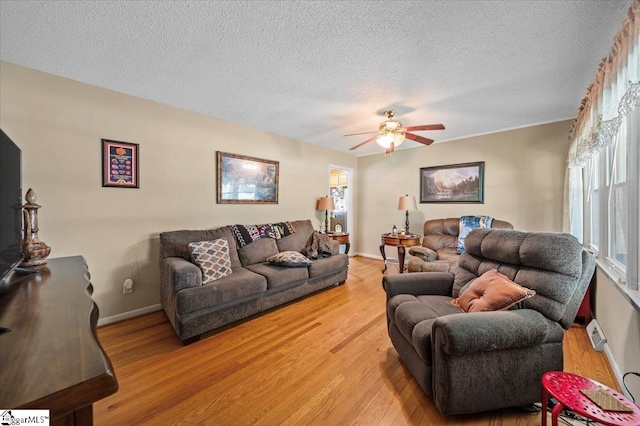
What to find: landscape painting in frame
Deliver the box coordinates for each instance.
[217,151,279,204]
[420,162,484,203]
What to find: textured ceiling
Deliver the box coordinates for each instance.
[0,1,631,156]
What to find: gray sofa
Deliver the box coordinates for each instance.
[160,219,348,344]
[383,228,595,415]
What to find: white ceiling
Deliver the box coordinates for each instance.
[0,1,631,156]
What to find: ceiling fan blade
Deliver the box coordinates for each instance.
[404,124,445,131]
[405,133,434,145]
[349,136,376,150]
[343,131,378,137]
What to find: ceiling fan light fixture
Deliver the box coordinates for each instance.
[393,131,406,147]
[346,109,444,153]
[376,132,395,148]
[383,119,402,131]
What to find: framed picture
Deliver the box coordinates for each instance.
[102,139,139,188]
[217,151,279,204]
[420,161,484,203]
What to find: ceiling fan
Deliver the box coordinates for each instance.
[344,110,445,155]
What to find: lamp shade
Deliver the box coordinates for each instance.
[398,195,417,211]
[316,197,335,211]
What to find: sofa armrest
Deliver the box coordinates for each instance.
[383,272,454,299]
[163,256,202,292]
[432,309,561,355]
[408,246,437,262]
[330,240,340,256]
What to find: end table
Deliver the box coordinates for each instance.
[325,232,350,255]
[380,233,421,274]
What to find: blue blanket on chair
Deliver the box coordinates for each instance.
[457,216,494,254]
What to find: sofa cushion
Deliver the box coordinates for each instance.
[267,251,313,267]
[276,220,315,252]
[452,269,535,312]
[175,267,267,314]
[308,254,348,279]
[245,263,309,290]
[389,294,462,364]
[436,247,460,263]
[188,238,233,284]
[238,237,279,266]
[160,226,241,269]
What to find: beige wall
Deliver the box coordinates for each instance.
[0,61,356,319]
[594,270,640,399]
[355,120,573,258]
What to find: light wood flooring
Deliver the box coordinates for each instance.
[95,256,618,425]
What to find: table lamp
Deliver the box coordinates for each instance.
[316,196,335,233]
[397,194,417,235]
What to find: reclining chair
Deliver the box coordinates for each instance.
[383,228,595,415]
[408,217,513,273]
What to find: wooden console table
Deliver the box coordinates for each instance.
[380,233,421,274]
[325,232,350,254]
[0,256,118,425]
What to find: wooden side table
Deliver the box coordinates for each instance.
[325,232,350,255]
[380,233,421,274]
[541,371,640,426]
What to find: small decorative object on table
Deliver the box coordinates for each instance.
[392,224,398,234]
[21,188,51,267]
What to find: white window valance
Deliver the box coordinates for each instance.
[567,0,640,168]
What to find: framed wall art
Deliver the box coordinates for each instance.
[420,161,484,203]
[102,139,139,188]
[217,151,279,204]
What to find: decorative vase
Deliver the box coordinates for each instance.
[21,188,51,267]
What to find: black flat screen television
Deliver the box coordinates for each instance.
[0,129,24,285]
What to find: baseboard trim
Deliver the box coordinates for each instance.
[602,340,630,399]
[98,304,162,327]
[355,252,383,260]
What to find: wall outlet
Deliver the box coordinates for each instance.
[123,278,134,295]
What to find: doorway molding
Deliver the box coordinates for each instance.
[328,164,354,256]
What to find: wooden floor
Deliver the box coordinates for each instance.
[95,256,618,425]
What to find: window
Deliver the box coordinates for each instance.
[588,152,600,252]
[584,107,639,292]
[608,119,628,272]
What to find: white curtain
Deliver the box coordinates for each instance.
[563,0,640,239]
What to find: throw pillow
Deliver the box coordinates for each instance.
[267,251,313,267]
[188,238,232,284]
[451,269,535,312]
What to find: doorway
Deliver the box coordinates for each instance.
[328,165,354,255]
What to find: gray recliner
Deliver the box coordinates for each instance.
[383,228,595,415]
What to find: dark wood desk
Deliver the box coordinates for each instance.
[0,256,118,425]
[380,233,421,274]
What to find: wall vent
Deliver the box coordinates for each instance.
[586,319,607,352]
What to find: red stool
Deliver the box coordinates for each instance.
[542,371,640,426]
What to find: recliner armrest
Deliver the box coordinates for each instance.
[408,246,437,261]
[383,272,454,298]
[432,309,562,355]
[163,256,202,292]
